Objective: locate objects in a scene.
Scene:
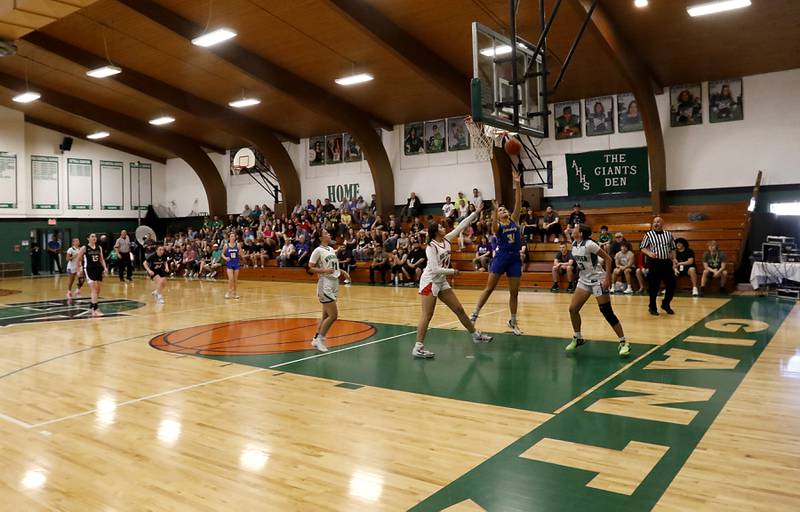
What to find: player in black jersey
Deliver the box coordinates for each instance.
[144,245,169,304]
[78,233,108,317]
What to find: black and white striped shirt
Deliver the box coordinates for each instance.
[641,230,676,260]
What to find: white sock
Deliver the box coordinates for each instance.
[510,314,517,323]
[472,307,480,316]
[619,336,626,343]
[574,331,582,338]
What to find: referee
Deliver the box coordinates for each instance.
[640,216,676,315]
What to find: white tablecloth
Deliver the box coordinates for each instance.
[750,261,800,289]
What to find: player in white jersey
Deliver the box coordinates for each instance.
[566,224,631,357]
[308,229,351,352]
[414,202,493,359]
[65,237,84,300]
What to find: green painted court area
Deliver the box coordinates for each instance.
[199,296,796,511]
[204,322,653,414]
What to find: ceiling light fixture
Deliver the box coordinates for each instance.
[335,73,374,86]
[634,0,649,7]
[86,65,121,78]
[149,116,175,126]
[228,98,260,108]
[86,28,122,79]
[192,28,237,47]
[87,131,110,140]
[12,91,40,103]
[687,0,751,17]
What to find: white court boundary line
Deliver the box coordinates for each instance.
[7,307,507,430]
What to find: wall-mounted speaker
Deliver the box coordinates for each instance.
[59,137,73,152]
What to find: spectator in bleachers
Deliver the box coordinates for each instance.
[456,192,470,220]
[397,231,411,251]
[389,248,411,286]
[295,234,312,267]
[520,207,540,242]
[277,238,297,267]
[701,240,728,294]
[442,196,456,221]
[405,240,427,285]
[369,242,390,285]
[411,216,426,241]
[400,192,421,222]
[598,226,612,252]
[471,188,483,209]
[673,238,699,296]
[551,242,575,292]
[369,194,378,215]
[612,242,635,294]
[566,203,586,242]
[542,206,562,242]
[635,252,649,294]
[322,198,335,213]
[609,232,628,258]
[472,235,493,272]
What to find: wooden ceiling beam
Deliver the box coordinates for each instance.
[569,0,666,213]
[117,0,395,217]
[23,32,301,208]
[0,71,227,215]
[25,115,168,164]
[327,0,470,107]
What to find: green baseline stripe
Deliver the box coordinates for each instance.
[412,297,795,512]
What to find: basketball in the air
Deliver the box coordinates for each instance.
[504,138,522,156]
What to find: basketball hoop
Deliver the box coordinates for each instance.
[231,166,243,176]
[465,116,506,161]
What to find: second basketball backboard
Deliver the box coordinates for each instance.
[471,22,547,138]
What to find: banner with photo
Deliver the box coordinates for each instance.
[447,117,471,151]
[308,136,325,166]
[67,158,93,209]
[31,155,59,209]
[554,101,581,139]
[709,78,743,123]
[566,146,649,197]
[100,160,124,210]
[0,153,17,208]
[404,122,424,155]
[585,96,614,136]
[343,133,363,162]
[670,83,702,126]
[130,162,152,210]
[617,93,643,133]
[424,119,446,153]
[325,134,343,164]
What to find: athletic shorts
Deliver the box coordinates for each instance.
[84,267,103,283]
[489,253,522,278]
[66,263,78,275]
[150,270,167,280]
[677,265,691,277]
[419,276,451,297]
[577,277,608,297]
[317,278,338,303]
[226,262,240,270]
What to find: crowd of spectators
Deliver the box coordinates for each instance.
[68,192,728,295]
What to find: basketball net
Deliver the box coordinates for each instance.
[465,116,505,161]
[231,166,243,176]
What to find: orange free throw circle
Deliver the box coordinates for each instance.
[149,318,376,356]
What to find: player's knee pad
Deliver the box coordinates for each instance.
[599,302,619,327]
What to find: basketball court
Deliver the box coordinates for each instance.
[0,0,799,510]
[0,276,797,510]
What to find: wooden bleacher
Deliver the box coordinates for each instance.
[239,201,748,293]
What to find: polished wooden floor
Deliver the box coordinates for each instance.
[0,276,797,511]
